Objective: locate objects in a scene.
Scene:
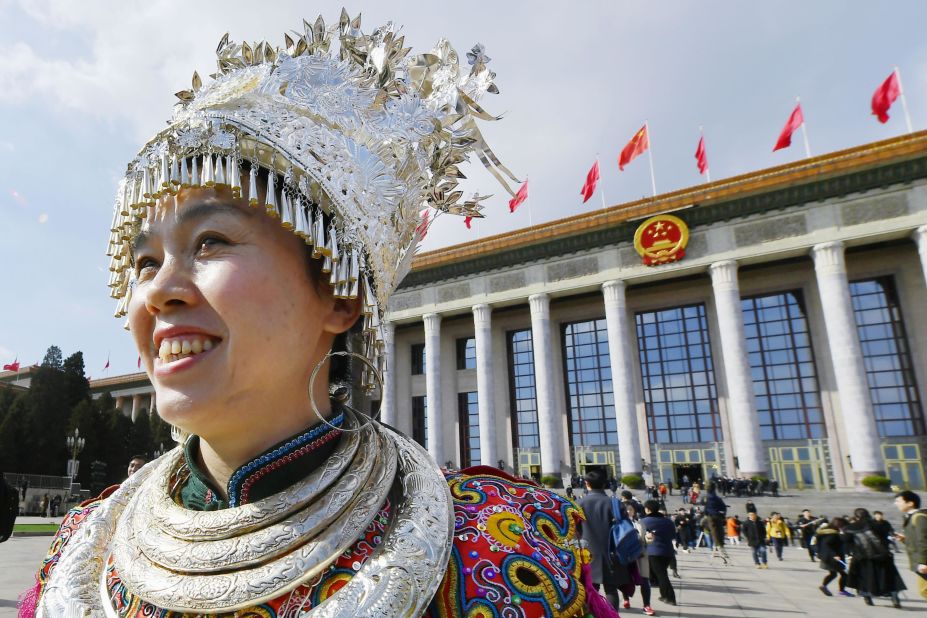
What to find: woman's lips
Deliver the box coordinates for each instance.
[153,340,219,376]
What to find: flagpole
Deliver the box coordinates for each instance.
[796,96,812,158]
[596,155,607,210]
[525,176,533,227]
[894,66,914,134]
[699,126,711,183]
[645,121,657,197]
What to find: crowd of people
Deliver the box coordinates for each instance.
[578,468,927,614]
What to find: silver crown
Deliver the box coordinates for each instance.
[106,10,518,384]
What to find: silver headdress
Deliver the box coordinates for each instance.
[106,10,518,384]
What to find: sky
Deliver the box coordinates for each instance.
[1,0,926,376]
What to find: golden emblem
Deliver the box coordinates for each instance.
[633,214,689,266]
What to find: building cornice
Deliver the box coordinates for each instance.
[400,131,927,289]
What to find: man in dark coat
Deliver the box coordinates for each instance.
[579,468,628,610]
[641,499,677,606]
[742,511,768,568]
[0,472,18,543]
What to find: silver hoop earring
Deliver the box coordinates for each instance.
[308,350,383,433]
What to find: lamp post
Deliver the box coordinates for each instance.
[66,428,85,480]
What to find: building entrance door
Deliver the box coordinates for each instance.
[883,443,925,490]
[516,449,542,481]
[573,449,617,481]
[673,464,702,487]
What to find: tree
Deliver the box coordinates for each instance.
[41,346,63,370]
[0,394,30,473]
[149,407,173,451]
[62,352,90,410]
[68,399,107,487]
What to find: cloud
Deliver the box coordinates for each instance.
[0,140,13,151]
[37,212,48,223]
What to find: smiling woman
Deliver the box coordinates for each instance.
[20,11,595,618]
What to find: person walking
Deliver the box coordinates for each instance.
[674,508,693,553]
[579,468,628,611]
[797,509,824,561]
[726,515,741,545]
[845,507,906,608]
[704,482,729,563]
[622,503,655,616]
[894,490,927,600]
[871,510,896,552]
[816,517,852,597]
[642,500,677,607]
[766,512,791,561]
[743,511,769,568]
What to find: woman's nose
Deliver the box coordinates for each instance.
[143,258,197,313]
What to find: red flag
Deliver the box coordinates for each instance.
[580,160,600,203]
[695,135,709,175]
[618,125,649,171]
[137,356,142,369]
[464,216,473,229]
[103,357,110,371]
[415,209,430,240]
[773,103,804,151]
[2,358,20,372]
[871,71,901,124]
[508,181,529,213]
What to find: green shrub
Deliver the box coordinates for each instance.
[750,475,770,484]
[861,475,891,491]
[621,474,645,489]
[540,474,560,488]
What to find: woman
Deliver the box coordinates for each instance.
[20,13,604,618]
[622,503,655,616]
[815,517,853,597]
[766,512,791,561]
[845,507,906,608]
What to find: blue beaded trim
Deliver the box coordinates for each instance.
[227,412,344,507]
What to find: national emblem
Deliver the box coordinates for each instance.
[633,214,689,266]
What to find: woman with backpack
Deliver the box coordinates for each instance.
[622,503,655,616]
[845,507,906,608]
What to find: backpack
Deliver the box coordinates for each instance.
[853,528,891,560]
[608,497,643,565]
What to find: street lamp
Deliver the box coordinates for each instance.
[66,428,85,480]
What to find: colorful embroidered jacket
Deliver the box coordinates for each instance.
[23,424,595,618]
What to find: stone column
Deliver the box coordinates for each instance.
[915,225,927,289]
[423,313,444,464]
[601,281,642,476]
[472,304,498,468]
[380,321,397,427]
[709,260,766,476]
[130,395,141,423]
[529,293,563,478]
[812,241,884,478]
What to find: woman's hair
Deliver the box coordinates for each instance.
[829,516,847,530]
[852,507,871,524]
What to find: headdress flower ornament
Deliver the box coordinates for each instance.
[107,10,518,385]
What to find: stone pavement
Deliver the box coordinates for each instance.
[2,491,925,617]
[3,531,925,617]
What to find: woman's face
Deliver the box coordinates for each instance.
[128,185,357,445]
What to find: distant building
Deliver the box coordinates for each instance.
[382,130,927,491]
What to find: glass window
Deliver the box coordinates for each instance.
[507,329,540,450]
[741,291,825,440]
[411,343,426,376]
[456,337,477,370]
[458,391,480,467]
[412,395,427,448]
[562,319,617,448]
[635,303,721,444]
[850,277,925,437]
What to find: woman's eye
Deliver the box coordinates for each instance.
[197,236,227,253]
[135,257,158,274]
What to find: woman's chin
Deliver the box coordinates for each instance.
[153,388,221,435]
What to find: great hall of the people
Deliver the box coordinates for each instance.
[4,131,927,492]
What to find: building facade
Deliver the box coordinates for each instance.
[383,131,927,491]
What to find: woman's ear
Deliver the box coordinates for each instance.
[323,295,363,335]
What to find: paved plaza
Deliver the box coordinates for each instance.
[1,492,926,616]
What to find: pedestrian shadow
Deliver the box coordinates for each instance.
[0,598,19,607]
